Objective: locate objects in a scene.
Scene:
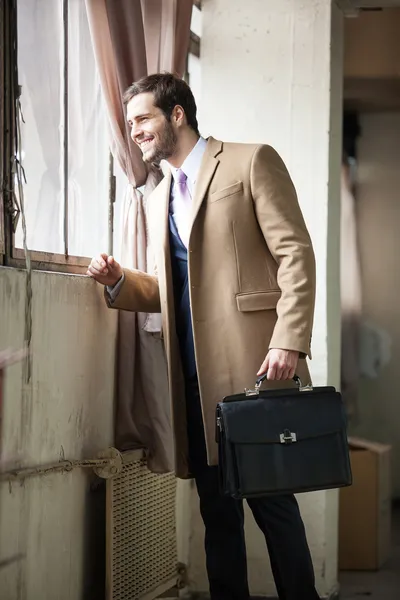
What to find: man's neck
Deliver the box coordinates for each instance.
[168,132,200,168]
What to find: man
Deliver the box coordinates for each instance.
[88,73,318,600]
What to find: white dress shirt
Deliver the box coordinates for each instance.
[108,137,207,301]
[168,136,207,246]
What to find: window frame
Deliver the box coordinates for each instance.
[0,0,5,264]
[1,0,105,275]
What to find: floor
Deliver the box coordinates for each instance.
[339,507,400,600]
[162,508,400,600]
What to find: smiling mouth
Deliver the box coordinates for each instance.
[139,137,154,151]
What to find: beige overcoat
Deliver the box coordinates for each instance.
[107,137,316,478]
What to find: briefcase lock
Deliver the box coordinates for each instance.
[279,429,297,444]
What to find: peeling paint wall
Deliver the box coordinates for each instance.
[0,267,117,599]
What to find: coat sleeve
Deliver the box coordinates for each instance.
[104,268,161,313]
[250,144,316,358]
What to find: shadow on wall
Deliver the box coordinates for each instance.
[81,474,106,600]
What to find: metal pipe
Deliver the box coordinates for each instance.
[63,0,69,257]
[0,458,111,483]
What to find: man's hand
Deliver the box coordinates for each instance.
[87,253,123,287]
[257,349,299,381]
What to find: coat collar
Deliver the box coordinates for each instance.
[191,137,222,227]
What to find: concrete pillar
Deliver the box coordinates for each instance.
[185,1,344,598]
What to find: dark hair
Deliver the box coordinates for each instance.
[123,73,200,136]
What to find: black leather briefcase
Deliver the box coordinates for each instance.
[216,374,352,499]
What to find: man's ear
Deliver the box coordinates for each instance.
[172,104,185,127]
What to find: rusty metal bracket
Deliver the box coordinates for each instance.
[94,447,123,480]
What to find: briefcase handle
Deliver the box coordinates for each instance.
[245,373,313,396]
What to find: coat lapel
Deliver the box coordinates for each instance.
[149,170,172,260]
[190,137,223,240]
[147,171,174,325]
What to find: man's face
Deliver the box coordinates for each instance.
[127,92,177,164]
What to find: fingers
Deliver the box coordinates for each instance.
[272,362,292,381]
[88,264,108,276]
[86,254,122,287]
[264,351,280,381]
[280,367,292,381]
[261,349,299,381]
[86,255,109,278]
[86,268,106,280]
[94,255,108,271]
[268,363,277,380]
[88,263,108,276]
[257,355,269,377]
[107,256,120,272]
[257,353,279,381]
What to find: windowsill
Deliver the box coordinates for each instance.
[3,255,90,276]
[0,263,90,280]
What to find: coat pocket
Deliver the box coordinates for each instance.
[209,181,244,203]
[236,290,281,312]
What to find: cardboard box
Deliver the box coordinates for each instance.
[339,437,391,571]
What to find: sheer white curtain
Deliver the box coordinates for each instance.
[16,0,109,258]
[16,0,63,253]
[67,0,109,257]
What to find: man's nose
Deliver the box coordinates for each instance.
[131,124,142,142]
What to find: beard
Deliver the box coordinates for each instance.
[141,120,177,165]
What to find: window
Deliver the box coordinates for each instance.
[2,0,111,273]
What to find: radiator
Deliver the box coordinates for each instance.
[102,449,178,600]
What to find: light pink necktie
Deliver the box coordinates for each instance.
[172,168,192,248]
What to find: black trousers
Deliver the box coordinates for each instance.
[185,377,320,600]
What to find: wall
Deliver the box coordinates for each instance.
[184,0,344,598]
[0,267,117,599]
[349,113,400,498]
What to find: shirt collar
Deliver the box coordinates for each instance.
[169,137,207,186]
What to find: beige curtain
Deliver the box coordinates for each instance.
[85,0,193,473]
[141,0,192,76]
[340,163,362,419]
